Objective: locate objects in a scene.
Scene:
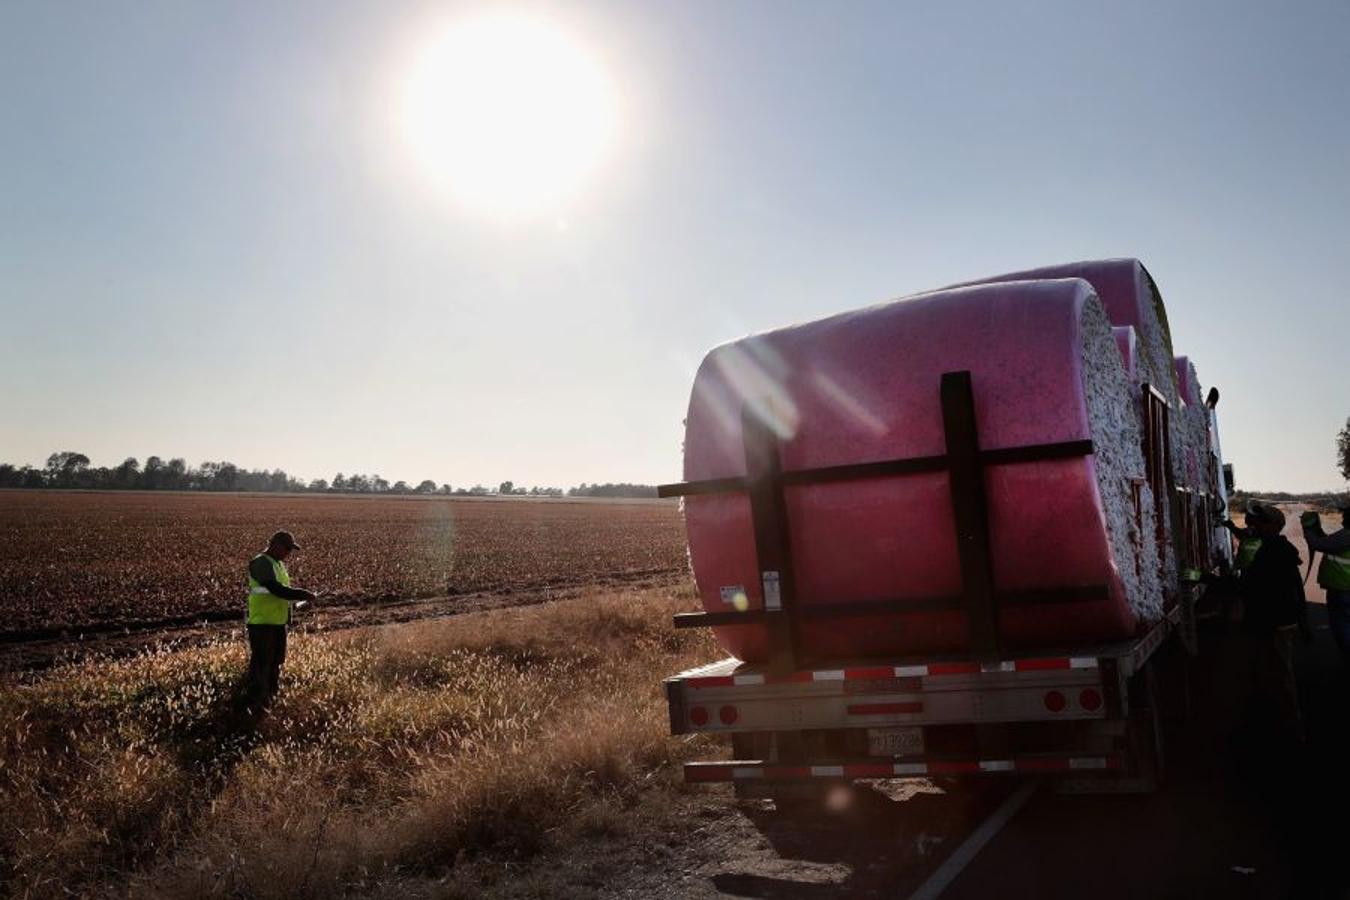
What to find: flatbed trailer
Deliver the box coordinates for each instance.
[665,600,1187,792]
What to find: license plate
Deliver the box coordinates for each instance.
[867,726,925,757]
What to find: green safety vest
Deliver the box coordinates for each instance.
[1317,546,1350,591]
[1235,537,1262,572]
[246,554,292,625]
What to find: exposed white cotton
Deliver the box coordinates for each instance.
[1080,298,1164,622]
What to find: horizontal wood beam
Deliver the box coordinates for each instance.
[779,454,949,486]
[657,477,748,498]
[671,585,1110,629]
[796,596,966,618]
[657,441,1094,499]
[673,610,770,629]
[994,585,1111,606]
[978,439,1095,466]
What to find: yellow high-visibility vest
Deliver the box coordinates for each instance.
[1317,546,1350,591]
[1235,537,1262,572]
[246,554,292,625]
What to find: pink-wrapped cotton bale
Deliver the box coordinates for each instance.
[681,278,1161,663]
[948,259,1179,407]
[952,260,1184,594]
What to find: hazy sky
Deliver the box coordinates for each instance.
[3,0,1347,491]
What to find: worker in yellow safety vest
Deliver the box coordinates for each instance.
[1223,504,1264,573]
[245,530,319,707]
[1301,504,1350,667]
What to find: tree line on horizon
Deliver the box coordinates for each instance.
[0,452,659,499]
[1228,489,1350,511]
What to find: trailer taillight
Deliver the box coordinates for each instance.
[689,706,709,727]
[719,705,739,725]
[1079,688,1103,711]
[1043,690,1066,712]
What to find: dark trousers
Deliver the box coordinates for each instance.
[1326,589,1350,665]
[1248,625,1302,738]
[246,624,287,707]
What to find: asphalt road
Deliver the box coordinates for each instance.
[942,601,1348,900]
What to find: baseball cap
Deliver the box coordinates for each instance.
[269,530,301,550]
[1246,502,1285,529]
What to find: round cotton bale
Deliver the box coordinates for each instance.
[681,278,1161,662]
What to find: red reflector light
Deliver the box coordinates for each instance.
[689,706,709,727]
[1079,688,1103,711]
[719,705,739,725]
[1043,690,1066,712]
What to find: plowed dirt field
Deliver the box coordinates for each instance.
[0,491,687,640]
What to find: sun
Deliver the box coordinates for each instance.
[399,13,619,216]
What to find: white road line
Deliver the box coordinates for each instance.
[906,778,1040,900]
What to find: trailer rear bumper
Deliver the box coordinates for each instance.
[668,658,1107,734]
[684,753,1124,783]
[665,607,1178,736]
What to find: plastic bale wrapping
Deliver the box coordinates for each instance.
[680,278,1164,663]
[949,259,1179,407]
[955,258,1184,594]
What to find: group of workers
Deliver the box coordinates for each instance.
[1222,500,1350,740]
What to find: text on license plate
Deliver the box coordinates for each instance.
[867,726,925,757]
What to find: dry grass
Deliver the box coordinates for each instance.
[0,586,720,898]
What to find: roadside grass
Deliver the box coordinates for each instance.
[0,586,721,898]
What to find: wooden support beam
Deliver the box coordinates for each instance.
[658,440,1094,498]
[672,585,1111,630]
[995,585,1111,607]
[779,454,949,486]
[673,610,770,629]
[742,405,800,673]
[941,371,1000,657]
[656,476,748,499]
[796,596,964,618]
[979,440,1094,466]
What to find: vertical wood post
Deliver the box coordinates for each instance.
[742,406,800,673]
[941,371,1000,656]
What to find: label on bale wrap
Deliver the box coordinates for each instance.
[762,571,782,610]
[719,585,748,610]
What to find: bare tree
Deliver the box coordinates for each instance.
[1339,417,1350,482]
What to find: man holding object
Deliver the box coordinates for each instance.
[245,530,318,708]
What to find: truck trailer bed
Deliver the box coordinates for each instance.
[666,605,1180,785]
